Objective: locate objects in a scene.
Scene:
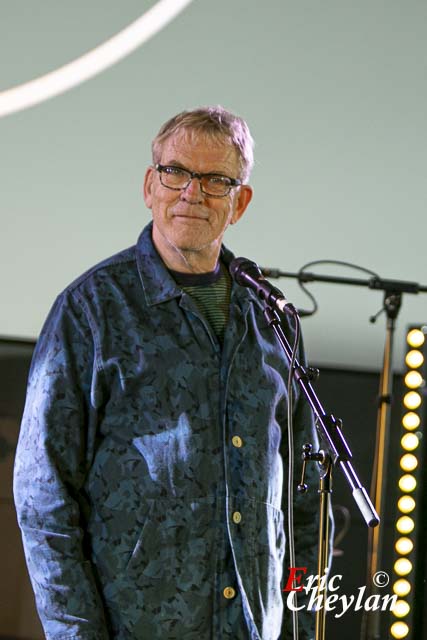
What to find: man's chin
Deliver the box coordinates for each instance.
[174,243,209,254]
[170,233,217,255]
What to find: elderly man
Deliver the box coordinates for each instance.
[14,106,319,639]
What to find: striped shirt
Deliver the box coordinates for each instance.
[169,262,231,344]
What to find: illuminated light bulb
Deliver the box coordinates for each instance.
[407,329,425,348]
[398,495,416,513]
[394,558,412,576]
[401,433,419,451]
[395,537,413,555]
[396,516,414,534]
[403,391,422,410]
[404,371,423,389]
[392,599,410,618]
[400,453,418,472]
[393,579,411,597]
[390,621,409,638]
[398,474,417,492]
[402,412,420,430]
[405,350,424,368]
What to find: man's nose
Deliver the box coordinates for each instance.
[181,177,204,202]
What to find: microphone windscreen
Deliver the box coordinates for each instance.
[229,257,261,286]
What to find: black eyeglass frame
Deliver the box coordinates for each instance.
[155,163,242,198]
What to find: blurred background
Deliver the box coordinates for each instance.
[1,2,426,638]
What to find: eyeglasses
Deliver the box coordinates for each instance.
[155,163,242,198]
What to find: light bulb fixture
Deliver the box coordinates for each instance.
[399,454,418,472]
[403,391,422,410]
[396,516,414,534]
[400,433,419,452]
[397,495,416,514]
[390,620,409,638]
[398,474,416,493]
[395,537,413,555]
[393,579,411,597]
[392,599,410,618]
[405,350,424,369]
[391,325,426,639]
[407,329,425,348]
[404,371,423,389]
[402,412,420,430]
[394,558,413,577]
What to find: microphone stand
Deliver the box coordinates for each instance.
[261,267,427,639]
[298,442,334,640]
[263,306,379,640]
[361,290,401,640]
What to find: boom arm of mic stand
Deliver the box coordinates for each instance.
[260,267,427,294]
[263,306,379,528]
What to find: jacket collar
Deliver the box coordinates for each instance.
[220,241,264,312]
[135,221,261,311]
[136,222,182,306]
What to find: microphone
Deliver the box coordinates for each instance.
[229,257,298,315]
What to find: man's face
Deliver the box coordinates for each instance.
[143,129,252,270]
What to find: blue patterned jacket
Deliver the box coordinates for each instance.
[14,223,319,639]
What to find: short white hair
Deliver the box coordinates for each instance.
[152,105,254,182]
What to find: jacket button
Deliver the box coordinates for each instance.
[232,511,242,524]
[232,435,243,448]
[223,586,236,599]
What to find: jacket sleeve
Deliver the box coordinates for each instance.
[13,291,109,640]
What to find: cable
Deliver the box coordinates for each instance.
[297,259,380,318]
[286,312,302,640]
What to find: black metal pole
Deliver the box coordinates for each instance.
[263,306,379,528]
[260,266,427,640]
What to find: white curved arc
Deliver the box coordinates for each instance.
[0,0,194,119]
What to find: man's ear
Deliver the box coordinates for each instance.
[230,184,253,225]
[143,166,154,209]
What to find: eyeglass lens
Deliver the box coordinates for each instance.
[160,166,233,196]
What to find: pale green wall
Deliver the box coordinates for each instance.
[1,0,426,370]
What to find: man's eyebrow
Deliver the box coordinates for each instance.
[165,159,187,168]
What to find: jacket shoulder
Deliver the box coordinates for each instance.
[64,245,137,296]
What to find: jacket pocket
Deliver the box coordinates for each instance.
[111,498,218,637]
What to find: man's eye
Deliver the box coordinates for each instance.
[165,166,186,177]
[206,175,230,185]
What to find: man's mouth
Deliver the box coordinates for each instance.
[173,213,208,221]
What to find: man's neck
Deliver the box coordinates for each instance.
[152,228,221,274]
